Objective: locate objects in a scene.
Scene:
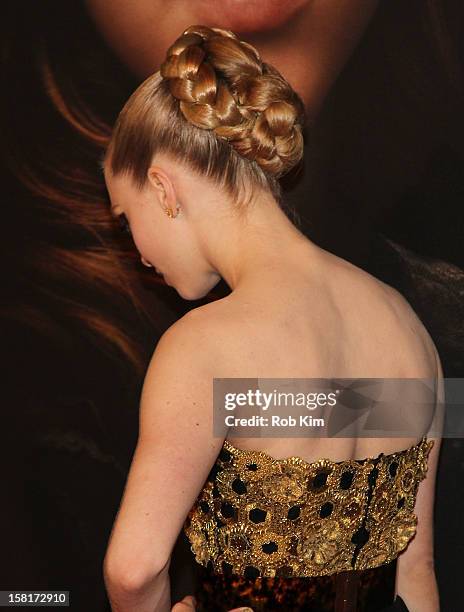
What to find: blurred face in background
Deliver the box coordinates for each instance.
[84,0,380,118]
[93,0,381,298]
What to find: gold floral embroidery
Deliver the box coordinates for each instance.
[184,437,434,578]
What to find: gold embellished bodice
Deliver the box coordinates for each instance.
[183,436,434,579]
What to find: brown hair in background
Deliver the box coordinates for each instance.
[1,0,462,378]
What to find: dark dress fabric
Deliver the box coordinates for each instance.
[184,435,433,612]
[382,595,409,611]
[193,558,406,611]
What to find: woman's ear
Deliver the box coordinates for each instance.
[147,165,177,215]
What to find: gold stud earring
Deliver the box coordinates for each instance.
[165,202,180,218]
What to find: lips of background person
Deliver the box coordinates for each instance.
[84,0,311,67]
[84,0,381,127]
[195,0,311,34]
[83,0,315,104]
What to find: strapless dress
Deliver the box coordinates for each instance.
[183,436,434,611]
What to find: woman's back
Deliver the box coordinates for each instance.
[181,240,440,609]
[193,240,439,463]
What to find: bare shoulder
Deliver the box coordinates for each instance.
[153,307,219,364]
[320,248,440,378]
[151,301,233,373]
[378,281,439,377]
[329,247,436,374]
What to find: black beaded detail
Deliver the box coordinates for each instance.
[340,471,354,489]
[311,469,330,490]
[232,478,247,495]
[221,501,236,519]
[219,448,232,462]
[262,541,279,554]
[319,501,334,518]
[244,565,261,580]
[249,508,267,523]
[287,506,301,520]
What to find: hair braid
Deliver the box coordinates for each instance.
[160,25,306,178]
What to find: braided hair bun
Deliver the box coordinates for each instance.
[159,25,306,179]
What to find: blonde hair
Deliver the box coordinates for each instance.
[107,24,306,209]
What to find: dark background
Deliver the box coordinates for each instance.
[1,1,463,610]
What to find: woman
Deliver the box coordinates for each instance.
[101,25,443,611]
